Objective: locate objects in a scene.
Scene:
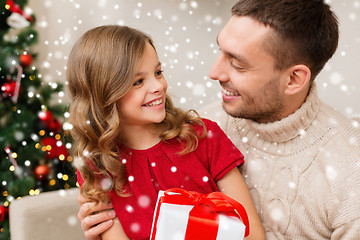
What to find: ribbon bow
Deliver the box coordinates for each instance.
[151,188,250,240]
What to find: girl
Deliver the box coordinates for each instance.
[67,25,264,240]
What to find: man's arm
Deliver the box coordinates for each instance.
[78,194,116,240]
[332,219,360,239]
[216,168,265,240]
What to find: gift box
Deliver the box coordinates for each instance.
[150,188,249,240]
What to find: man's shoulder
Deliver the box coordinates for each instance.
[320,102,360,135]
[316,102,360,157]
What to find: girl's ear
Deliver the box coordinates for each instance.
[283,64,311,95]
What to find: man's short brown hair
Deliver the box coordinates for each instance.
[232,0,339,80]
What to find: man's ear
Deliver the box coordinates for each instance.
[283,64,311,95]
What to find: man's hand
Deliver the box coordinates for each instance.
[78,194,116,240]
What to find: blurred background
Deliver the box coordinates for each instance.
[1,1,359,239]
[28,0,360,117]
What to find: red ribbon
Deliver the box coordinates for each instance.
[9,64,23,103]
[4,145,18,168]
[151,188,249,240]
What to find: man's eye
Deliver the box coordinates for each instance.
[231,62,244,71]
[233,65,244,70]
[133,79,143,86]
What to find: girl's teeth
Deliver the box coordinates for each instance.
[146,99,163,107]
[223,89,240,96]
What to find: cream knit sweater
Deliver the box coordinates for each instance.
[199,84,360,239]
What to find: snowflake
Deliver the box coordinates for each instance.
[100,177,113,191]
[330,72,343,85]
[192,83,205,96]
[270,208,284,222]
[326,165,338,181]
[67,215,77,226]
[288,181,296,189]
[207,130,213,138]
[130,222,140,233]
[125,204,134,213]
[299,129,306,136]
[138,195,151,208]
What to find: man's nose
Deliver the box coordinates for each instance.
[209,54,229,82]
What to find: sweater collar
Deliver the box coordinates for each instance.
[236,83,320,143]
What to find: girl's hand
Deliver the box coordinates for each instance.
[78,194,116,240]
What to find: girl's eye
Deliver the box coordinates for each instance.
[133,79,143,86]
[155,70,163,77]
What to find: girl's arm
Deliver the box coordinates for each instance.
[216,167,265,240]
[101,218,130,240]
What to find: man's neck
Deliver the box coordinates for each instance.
[279,84,311,122]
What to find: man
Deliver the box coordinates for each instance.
[200,1,360,239]
[78,0,360,239]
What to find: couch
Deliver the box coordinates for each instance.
[9,187,86,240]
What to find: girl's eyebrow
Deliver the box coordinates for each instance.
[135,62,162,77]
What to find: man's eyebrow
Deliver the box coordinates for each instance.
[227,51,251,67]
[216,35,251,67]
[135,61,162,77]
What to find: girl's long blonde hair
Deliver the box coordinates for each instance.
[67,25,206,202]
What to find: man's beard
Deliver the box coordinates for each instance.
[222,78,284,123]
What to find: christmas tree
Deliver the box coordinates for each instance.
[0,0,77,239]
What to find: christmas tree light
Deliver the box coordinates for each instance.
[0,1,77,239]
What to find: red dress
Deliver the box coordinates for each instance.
[78,118,244,240]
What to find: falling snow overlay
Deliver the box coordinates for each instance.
[28,0,360,118]
[1,1,78,238]
[7,1,359,239]
[198,84,360,239]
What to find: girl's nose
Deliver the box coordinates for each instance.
[150,77,166,93]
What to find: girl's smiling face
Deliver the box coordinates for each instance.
[118,42,167,128]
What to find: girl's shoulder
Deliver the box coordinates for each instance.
[190,117,225,140]
[201,117,216,125]
[200,117,222,132]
